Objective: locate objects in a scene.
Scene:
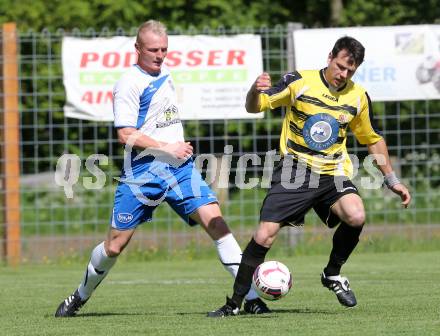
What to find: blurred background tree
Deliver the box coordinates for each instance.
[1,0,440,31]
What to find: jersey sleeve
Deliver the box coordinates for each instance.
[259,71,302,111]
[113,76,141,128]
[349,91,383,145]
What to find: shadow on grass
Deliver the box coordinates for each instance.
[47,312,148,318]
[270,308,338,315]
[178,307,337,318]
[79,312,149,317]
[48,308,339,318]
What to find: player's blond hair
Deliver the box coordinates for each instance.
[136,20,167,44]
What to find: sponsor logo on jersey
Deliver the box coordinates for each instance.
[338,113,348,124]
[156,119,181,128]
[117,213,133,223]
[156,105,181,128]
[322,93,338,102]
[165,107,176,121]
[147,83,157,94]
[303,113,339,151]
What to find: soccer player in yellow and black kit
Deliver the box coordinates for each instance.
[208,36,411,317]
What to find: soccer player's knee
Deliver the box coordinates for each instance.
[106,242,123,257]
[345,210,365,227]
[254,230,274,248]
[209,216,230,236]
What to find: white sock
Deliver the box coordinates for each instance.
[78,242,117,300]
[214,233,259,301]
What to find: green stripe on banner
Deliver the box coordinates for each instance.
[79,69,248,85]
[171,69,247,83]
[80,72,124,85]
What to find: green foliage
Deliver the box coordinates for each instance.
[2,0,439,32]
[340,0,440,26]
[0,0,287,32]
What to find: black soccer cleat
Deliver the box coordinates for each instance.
[243,298,271,314]
[55,289,88,317]
[207,297,240,318]
[321,272,357,307]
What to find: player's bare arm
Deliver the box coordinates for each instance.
[245,72,271,113]
[367,138,411,208]
[117,127,193,159]
[160,141,193,159]
[117,127,162,148]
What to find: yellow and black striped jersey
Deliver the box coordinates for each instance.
[259,69,382,177]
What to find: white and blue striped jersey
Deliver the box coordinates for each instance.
[111,65,217,229]
[111,65,218,228]
[113,64,184,143]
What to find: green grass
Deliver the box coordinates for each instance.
[1,251,439,335]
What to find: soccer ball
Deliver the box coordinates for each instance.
[252,260,292,301]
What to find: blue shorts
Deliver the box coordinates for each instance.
[111,158,218,230]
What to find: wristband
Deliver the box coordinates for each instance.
[384,171,401,188]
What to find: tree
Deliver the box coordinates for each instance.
[2,0,440,32]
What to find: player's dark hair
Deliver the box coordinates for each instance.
[331,36,365,66]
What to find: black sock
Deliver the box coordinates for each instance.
[231,238,269,308]
[324,222,363,276]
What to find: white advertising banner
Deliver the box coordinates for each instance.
[293,25,440,101]
[62,35,263,121]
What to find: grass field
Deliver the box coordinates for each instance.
[1,251,439,336]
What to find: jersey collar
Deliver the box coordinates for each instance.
[134,64,162,77]
[319,68,347,92]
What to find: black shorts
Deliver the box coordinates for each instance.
[260,157,359,228]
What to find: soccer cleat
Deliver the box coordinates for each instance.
[244,298,271,314]
[321,272,357,307]
[207,297,240,317]
[54,289,88,317]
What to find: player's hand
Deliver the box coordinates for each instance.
[161,141,193,159]
[389,183,411,208]
[253,72,272,92]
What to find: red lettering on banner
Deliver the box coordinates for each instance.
[207,50,222,66]
[103,52,120,68]
[186,50,203,66]
[80,49,246,69]
[80,52,99,67]
[165,50,246,67]
[81,91,93,103]
[124,52,137,67]
[80,52,137,68]
[227,50,245,65]
[81,91,113,104]
[165,51,182,67]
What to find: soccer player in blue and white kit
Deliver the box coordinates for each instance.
[55,20,267,317]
